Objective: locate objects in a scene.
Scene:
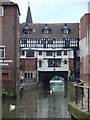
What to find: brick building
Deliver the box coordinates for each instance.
[80,13,90,85]
[0,1,20,88]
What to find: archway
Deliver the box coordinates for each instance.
[38,71,68,88]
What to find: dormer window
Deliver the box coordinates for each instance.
[61,24,71,35]
[42,24,51,34]
[23,24,32,34]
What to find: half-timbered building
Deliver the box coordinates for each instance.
[19,4,80,82]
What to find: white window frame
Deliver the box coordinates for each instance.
[0,6,4,16]
[24,72,33,79]
[0,46,5,58]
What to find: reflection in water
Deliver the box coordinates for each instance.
[2,83,70,118]
[2,98,16,118]
[16,82,69,118]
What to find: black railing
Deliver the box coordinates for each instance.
[74,80,90,112]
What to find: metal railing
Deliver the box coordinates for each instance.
[73,80,90,112]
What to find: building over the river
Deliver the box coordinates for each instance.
[80,13,90,85]
[19,3,80,83]
[0,0,20,88]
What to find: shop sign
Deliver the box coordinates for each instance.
[0,60,13,66]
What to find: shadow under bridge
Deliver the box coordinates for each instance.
[38,71,68,88]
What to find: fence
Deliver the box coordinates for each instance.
[74,84,90,112]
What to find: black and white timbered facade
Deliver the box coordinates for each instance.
[20,38,79,49]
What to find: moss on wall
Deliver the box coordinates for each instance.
[68,82,76,102]
[68,82,90,120]
[68,102,90,120]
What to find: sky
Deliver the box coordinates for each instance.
[11,0,89,23]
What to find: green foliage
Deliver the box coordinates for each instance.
[0,88,16,97]
[68,82,75,102]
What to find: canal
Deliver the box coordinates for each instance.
[2,82,70,118]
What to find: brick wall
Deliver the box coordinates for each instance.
[80,13,90,39]
[1,3,20,88]
[80,55,90,84]
[69,58,74,71]
[80,13,90,85]
[20,58,37,71]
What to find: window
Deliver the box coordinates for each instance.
[26,50,34,57]
[61,24,71,35]
[0,6,4,16]
[76,50,80,57]
[43,29,49,34]
[46,51,52,56]
[39,60,42,67]
[39,51,42,55]
[65,40,70,47]
[48,60,54,67]
[21,50,25,56]
[64,59,67,64]
[64,51,67,55]
[42,24,51,34]
[24,73,27,78]
[63,28,69,34]
[24,72,33,79]
[31,73,33,78]
[23,25,32,34]
[47,39,53,44]
[48,59,61,67]
[0,46,5,58]
[57,51,62,56]
[54,59,61,67]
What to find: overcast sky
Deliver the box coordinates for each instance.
[12,0,89,23]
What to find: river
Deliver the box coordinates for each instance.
[2,82,70,118]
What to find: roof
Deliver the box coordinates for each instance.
[1,2,20,15]
[26,5,33,24]
[20,23,79,39]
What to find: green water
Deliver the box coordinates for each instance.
[2,83,70,118]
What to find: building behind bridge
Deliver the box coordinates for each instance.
[19,3,80,83]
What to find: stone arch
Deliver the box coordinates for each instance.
[38,71,68,88]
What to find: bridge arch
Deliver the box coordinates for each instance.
[38,71,68,87]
